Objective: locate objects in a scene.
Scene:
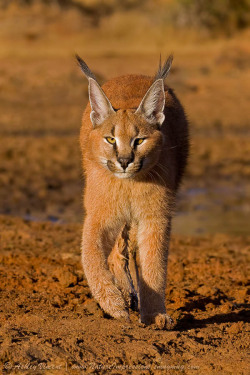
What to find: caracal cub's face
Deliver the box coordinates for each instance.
[90,110,164,179]
[78,65,167,178]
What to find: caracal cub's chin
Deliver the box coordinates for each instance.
[77,55,189,329]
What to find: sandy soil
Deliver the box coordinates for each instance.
[0,2,249,374]
[0,215,249,374]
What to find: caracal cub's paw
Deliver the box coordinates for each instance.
[110,308,130,322]
[140,313,175,330]
[154,313,175,330]
[97,285,130,322]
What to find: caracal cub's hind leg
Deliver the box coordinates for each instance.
[138,218,173,329]
[108,225,138,311]
[127,223,140,310]
[82,217,129,321]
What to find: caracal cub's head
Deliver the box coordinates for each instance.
[77,56,172,179]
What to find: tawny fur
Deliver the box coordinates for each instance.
[79,61,189,328]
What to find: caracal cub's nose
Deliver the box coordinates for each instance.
[118,156,133,170]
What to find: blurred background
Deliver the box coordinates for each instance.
[0,0,249,235]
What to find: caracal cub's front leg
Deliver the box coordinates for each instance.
[81,217,129,321]
[138,217,173,329]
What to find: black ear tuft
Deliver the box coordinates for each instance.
[155,54,173,80]
[75,54,97,81]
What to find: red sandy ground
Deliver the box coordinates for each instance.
[0,216,249,374]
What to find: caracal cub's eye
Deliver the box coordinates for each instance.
[134,138,144,146]
[106,137,116,144]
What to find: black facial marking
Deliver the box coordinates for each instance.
[134,126,140,137]
[138,158,144,172]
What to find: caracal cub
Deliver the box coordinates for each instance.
[77,55,189,329]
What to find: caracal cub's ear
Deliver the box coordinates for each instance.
[135,54,173,126]
[135,79,165,126]
[76,54,115,126]
[88,78,115,126]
